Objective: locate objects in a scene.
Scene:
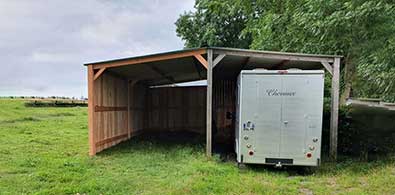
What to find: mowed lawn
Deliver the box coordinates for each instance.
[0,99,395,195]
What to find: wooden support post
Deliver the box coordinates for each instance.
[330,57,341,161]
[206,49,213,157]
[88,65,96,156]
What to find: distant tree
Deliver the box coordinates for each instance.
[175,0,252,48]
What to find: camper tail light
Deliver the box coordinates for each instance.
[306,152,312,158]
[277,70,288,74]
[248,150,254,156]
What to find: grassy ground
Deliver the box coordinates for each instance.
[0,99,395,195]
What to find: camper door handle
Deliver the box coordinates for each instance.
[283,121,288,124]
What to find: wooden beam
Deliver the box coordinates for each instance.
[87,65,96,156]
[213,54,226,68]
[206,49,213,157]
[194,54,208,69]
[94,67,106,80]
[148,64,175,83]
[214,49,335,63]
[321,61,333,76]
[94,106,127,112]
[330,57,340,161]
[271,60,290,69]
[95,133,128,147]
[93,49,207,70]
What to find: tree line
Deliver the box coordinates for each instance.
[176,0,395,103]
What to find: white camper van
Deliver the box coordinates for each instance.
[235,69,325,167]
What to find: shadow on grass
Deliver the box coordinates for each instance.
[97,131,206,157]
[244,155,395,176]
[96,131,394,176]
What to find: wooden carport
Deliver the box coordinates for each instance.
[85,47,341,160]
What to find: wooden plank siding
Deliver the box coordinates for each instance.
[91,71,208,154]
[93,72,129,153]
[212,79,237,144]
[145,87,206,134]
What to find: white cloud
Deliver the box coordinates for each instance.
[0,0,195,97]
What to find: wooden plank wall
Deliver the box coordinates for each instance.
[129,83,147,136]
[92,79,236,154]
[93,72,129,153]
[213,79,237,143]
[145,87,206,134]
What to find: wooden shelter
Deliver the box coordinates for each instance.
[85,47,341,160]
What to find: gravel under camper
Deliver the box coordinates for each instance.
[235,69,325,167]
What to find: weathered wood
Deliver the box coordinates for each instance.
[92,49,207,70]
[214,49,335,63]
[213,79,236,143]
[146,86,206,134]
[94,106,127,112]
[271,60,290,69]
[93,72,129,153]
[95,133,128,147]
[321,61,333,76]
[192,57,203,79]
[94,67,106,80]
[127,80,130,139]
[194,54,208,69]
[330,57,341,161]
[88,65,96,156]
[240,57,250,70]
[128,80,139,139]
[148,64,175,83]
[213,54,226,68]
[206,49,213,157]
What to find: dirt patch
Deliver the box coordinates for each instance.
[299,187,313,195]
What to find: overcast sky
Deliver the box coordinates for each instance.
[0,0,195,97]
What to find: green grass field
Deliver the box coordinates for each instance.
[0,99,395,195]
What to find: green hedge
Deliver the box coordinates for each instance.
[24,100,87,107]
[322,98,395,159]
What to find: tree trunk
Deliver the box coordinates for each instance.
[340,55,356,105]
